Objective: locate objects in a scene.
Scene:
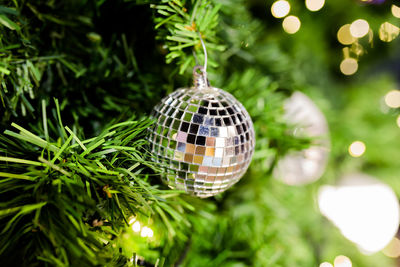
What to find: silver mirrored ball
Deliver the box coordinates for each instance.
[148,74,255,197]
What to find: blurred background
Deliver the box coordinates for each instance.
[249,0,400,266]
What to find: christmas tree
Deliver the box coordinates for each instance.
[1,0,400,266]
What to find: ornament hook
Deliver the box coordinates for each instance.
[193,66,210,89]
[199,32,208,74]
[193,33,209,89]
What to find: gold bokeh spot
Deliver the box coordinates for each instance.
[340,58,358,76]
[337,24,356,45]
[379,22,400,42]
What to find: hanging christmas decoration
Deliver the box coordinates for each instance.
[318,173,400,253]
[148,67,255,197]
[148,37,255,197]
[273,91,330,185]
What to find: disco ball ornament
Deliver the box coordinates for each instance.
[273,91,330,185]
[148,67,255,197]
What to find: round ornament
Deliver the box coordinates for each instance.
[273,91,330,185]
[148,67,255,197]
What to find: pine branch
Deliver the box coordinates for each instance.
[0,1,166,129]
[151,0,225,74]
[0,3,45,120]
[0,101,213,266]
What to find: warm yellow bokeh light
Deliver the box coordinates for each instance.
[384,90,400,108]
[305,0,325,11]
[319,262,333,267]
[350,19,369,38]
[340,58,358,76]
[379,22,400,42]
[337,24,356,45]
[383,237,400,258]
[334,255,352,267]
[282,15,301,34]
[271,0,290,18]
[348,141,366,157]
[131,221,141,232]
[397,115,400,128]
[392,5,400,18]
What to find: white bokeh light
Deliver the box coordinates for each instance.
[348,141,366,157]
[318,173,400,254]
[140,226,154,238]
[271,0,290,18]
[384,90,400,108]
[128,216,136,225]
[334,255,352,267]
[282,15,301,34]
[131,221,141,232]
[350,19,369,38]
[305,0,325,12]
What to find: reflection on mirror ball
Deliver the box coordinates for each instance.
[148,86,255,198]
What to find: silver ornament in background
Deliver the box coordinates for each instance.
[148,67,255,197]
[273,91,330,185]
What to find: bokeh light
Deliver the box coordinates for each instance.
[140,226,154,238]
[340,58,358,76]
[282,15,301,34]
[382,237,400,258]
[337,24,356,45]
[392,5,400,18]
[384,90,400,108]
[318,173,400,253]
[131,221,141,232]
[305,0,325,12]
[383,237,400,258]
[334,255,352,267]
[379,22,400,42]
[128,216,136,225]
[271,0,290,18]
[319,262,333,267]
[348,141,365,157]
[350,19,369,38]
[396,115,400,128]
